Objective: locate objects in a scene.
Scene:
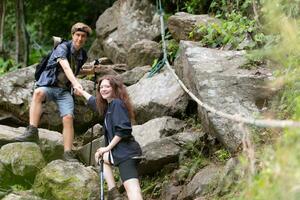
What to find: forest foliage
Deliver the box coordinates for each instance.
[0,0,115,70]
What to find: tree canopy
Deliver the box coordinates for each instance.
[0,0,115,66]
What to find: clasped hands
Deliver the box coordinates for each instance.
[73,84,84,96]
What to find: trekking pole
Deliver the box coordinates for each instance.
[98,157,105,200]
[89,59,99,166]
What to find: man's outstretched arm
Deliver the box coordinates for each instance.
[58,58,83,90]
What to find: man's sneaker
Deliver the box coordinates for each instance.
[63,151,79,162]
[15,125,39,143]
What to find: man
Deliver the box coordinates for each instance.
[15,22,94,162]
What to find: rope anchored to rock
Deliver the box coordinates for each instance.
[151,0,300,128]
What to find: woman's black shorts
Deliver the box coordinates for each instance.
[118,158,139,182]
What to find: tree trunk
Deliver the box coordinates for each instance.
[15,0,28,67]
[0,0,5,53]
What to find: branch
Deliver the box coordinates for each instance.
[252,0,262,28]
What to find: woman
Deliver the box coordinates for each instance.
[75,75,143,200]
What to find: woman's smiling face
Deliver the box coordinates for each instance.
[99,79,113,102]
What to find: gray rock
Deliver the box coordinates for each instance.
[81,123,103,145]
[132,116,185,147]
[172,131,205,147]
[102,32,127,64]
[95,6,118,41]
[119,65,151,86]
[168,12,219,41]
[178,164,221,199]
[90,0,160,64]
[77,136,105,166]
[173,166,190,185]
[138,137,180,175]
[87,38,106,61]
[0,125,63,162]
[161,183,183,200]
[38,128,64,162]
[174,41,273,152]
[127,39,162,68]
[215,157,240,195]
[128,69,189,124]
[0,66,35,128]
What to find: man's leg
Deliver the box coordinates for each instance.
[56,89,77,162]
[62,114,74,152]
[15,88,46,142]
[62,114,78,161]
[29,88,46,127]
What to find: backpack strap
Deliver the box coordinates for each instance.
[64,41,72,62]
[58,40,73,71]
[75,50,87,76]
[59,40,86,76]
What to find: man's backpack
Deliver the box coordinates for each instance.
[34,37,67,81]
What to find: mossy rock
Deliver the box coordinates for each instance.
[0,142,46,187]
[33,160,99,200]
[2,191,46,200]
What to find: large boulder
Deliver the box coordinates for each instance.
[132,116,185,147]
[127,39,162,68]
[0,125,64,162]
[168,12,219,41]
[128,69,189,124]
[161,184,183,200]
[138,137,181,175]
[119,65,151,86]
[76,136,105,166]
[0,66,99,134]
[174,41,273,152]
[90,0,161,66]
[138,131,204,175]
[172,131,206,147]
[87,38,106,62]
[33,160,99,200]
[178,164,222,199]
[0,142,45,186]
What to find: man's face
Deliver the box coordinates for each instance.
[72,31,87,50]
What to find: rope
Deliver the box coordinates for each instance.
[153,0,300,128]
[148,0,167,78]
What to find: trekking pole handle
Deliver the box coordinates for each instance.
[94,59,100,73]
[93,59,99,89]
[94,59,100,65]
[98,158,104,170]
